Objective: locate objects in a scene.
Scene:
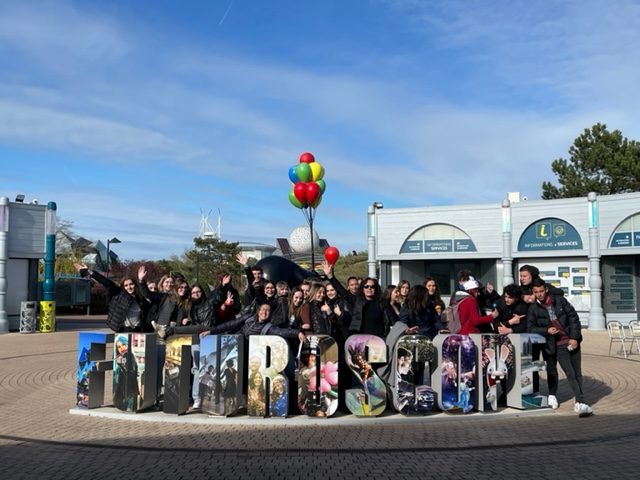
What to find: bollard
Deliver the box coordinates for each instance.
[39,301,56,333]
[20,301,38,333]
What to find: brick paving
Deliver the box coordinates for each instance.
[1,315,639,479]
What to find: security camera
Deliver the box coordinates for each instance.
[31,199,39,205]
[522,196,528,201]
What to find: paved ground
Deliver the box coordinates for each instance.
[1,315,639,479]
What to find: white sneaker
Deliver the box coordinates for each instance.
[547,395,559,409]
[574,402,593,417]
[192,399,201,410]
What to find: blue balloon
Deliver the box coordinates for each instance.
[288,165,299,184]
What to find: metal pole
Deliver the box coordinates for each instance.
[309,209,315,271]
[40,201,57,333]
[42,202,57,302]
[367,204,376,278]
[367,203,383,278]
[501,198,514,287]
[0,197,9,333]
[587,192,606,330]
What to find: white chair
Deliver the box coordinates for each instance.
[607,321,628,359]
[628,321,640,355]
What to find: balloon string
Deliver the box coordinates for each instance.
[300,206,317,225]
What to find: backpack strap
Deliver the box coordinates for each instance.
[260,322,273,335]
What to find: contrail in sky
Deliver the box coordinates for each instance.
[219,0,236,26]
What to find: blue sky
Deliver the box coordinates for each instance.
[2,0,640,260]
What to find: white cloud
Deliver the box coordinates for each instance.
[3,0,640,259]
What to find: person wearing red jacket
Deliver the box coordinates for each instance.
[458,278,499,335]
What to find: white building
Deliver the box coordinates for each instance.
[370,192,640,328]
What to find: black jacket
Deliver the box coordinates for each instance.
[329,277,387,336]
[398,303,443,340]
[527,294,582,354]
[494,298,529,333]
[301,300,332,336]
[189,296,216,328]
[84,270,151,333]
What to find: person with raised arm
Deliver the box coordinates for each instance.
[321,261,387,338]
[74,262,151,333]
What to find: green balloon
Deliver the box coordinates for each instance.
[316,179,326,194]
[295,162,311,182]
[288,189,303,208]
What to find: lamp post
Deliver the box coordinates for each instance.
[367,202,383,279]
[106,237,121,276]
[0,197,9,333]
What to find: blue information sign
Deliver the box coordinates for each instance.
[424,240,453,252]
[518,218,583,251]
[400,238,478,254]
[454,239,477,252]
[610,232,633,247]
[400,240,424,253]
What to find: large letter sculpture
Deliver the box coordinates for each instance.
[248,335,290,417]
[345,334,387,416]
[470,334,514,412]
[199,335,244,416]
[296,335,339,417]
[390,335,438,415]
[112,333,157,412]
[508,333,548,409]
[76,332,114,408]
[164,335,197,415]
[433,334,478,414]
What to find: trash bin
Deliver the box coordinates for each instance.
[20,301,38,333]
[39,300,56,333]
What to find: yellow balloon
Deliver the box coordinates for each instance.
[309,162,325,181]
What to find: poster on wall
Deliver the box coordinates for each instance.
[604,265,637,312]
[520,258,591,311]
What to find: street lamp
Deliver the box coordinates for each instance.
[0,197,9,333]
[106,237,121,275]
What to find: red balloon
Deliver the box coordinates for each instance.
[324,246,340,266]
[306,182,320,204]
[299,152,315,164]
[294,182,307,204]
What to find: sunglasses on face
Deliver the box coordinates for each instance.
[363,284,376,289]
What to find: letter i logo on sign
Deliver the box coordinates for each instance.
[536,222,551,239]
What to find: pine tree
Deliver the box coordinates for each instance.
[542,123,640,199]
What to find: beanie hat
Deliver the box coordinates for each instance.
[520,264,540,279]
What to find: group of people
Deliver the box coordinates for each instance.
[77,256,592,417]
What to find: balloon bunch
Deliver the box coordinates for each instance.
[308,361,339,397]
[287,152,327,269]
[288,152,326,209]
